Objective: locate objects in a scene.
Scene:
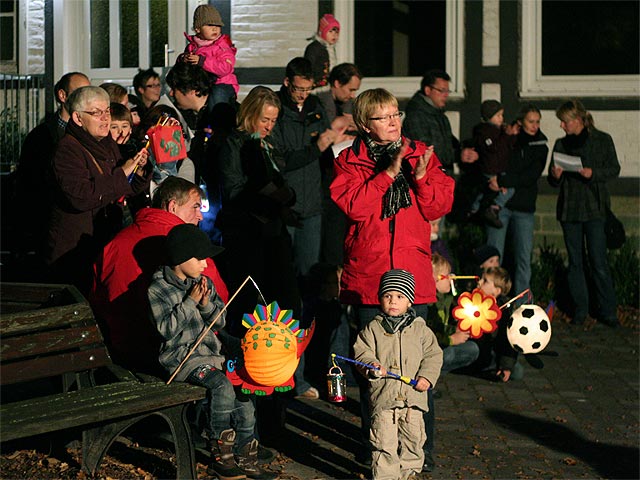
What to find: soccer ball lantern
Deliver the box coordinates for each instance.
[507,304,552,354]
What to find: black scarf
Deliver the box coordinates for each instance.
[363,136,412,219]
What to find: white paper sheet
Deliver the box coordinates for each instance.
[553,152,583,172]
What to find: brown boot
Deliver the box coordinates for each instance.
[207,429,246,480]
[236,439,278,479]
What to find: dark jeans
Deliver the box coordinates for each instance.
[354,304,430,449]
[561,219,617,321]
[188,365,255,451]
[486,208,535,308]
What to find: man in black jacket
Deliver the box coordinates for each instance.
[270,57,340,277]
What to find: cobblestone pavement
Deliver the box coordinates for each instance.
[267,319,639,480]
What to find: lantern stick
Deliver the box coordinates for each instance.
[438,274,479,280]
[499,289,531,310]
[130,113,171,181]
[167,275,257,385]
[331,353,418,387]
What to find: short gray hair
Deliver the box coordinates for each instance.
[66,86,110,115]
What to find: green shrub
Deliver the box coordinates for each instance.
[608,240,639,308]
[530,238,569,307]
[0,108,27,173]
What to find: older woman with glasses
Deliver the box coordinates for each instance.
[329,87,455,465]
[48,85,150,291]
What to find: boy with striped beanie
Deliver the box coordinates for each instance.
[353,268,443,479]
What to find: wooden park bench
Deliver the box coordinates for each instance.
[0,282,207,479]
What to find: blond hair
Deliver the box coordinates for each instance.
[431,253,451,276]
[556,99,594,132]
[237,86,281,134]
[484,267,512,295]
[352,88,398,136]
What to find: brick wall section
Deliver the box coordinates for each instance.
[232,0,317,68]
[26,0,45,74]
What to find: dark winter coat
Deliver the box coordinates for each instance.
[548,128,620,222]
[48,120,149,268]
[403,92,459,173]
[270,86,330,218]
[498,129,549,213]
[472,122,517,175]
[304,39,330,88]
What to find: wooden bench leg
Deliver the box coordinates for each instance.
[81,404,197,480]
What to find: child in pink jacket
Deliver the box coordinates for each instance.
[178,4,239,109]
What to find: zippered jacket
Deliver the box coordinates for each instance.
[330,137,455,305]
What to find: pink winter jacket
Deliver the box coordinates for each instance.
[330,137,455,306]
[183,33,239,94]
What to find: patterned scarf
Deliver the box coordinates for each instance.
[364,135,412,219]
[379,308,416,334]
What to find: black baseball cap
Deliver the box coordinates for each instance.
[166,224,224,266]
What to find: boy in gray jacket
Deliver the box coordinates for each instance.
[148,223,275,480]
[353,269,443,480]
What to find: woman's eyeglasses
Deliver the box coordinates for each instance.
[369,111,404,124]
[80,108,111,118]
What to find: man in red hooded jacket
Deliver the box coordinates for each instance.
[91,176,228,374]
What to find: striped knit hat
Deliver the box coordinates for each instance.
[378,269,415,304]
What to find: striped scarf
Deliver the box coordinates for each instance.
[364,136,412,219]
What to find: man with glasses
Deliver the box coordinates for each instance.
[404,69,478,176]
[271,57,342,278]
[133,68,162,113]
[270,56,342,402]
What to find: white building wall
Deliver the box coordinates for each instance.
[232,0,317,69]
[22,0,45,74]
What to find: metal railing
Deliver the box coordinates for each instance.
[0,74,47,173]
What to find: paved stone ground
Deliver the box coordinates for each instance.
[265,319,639,480]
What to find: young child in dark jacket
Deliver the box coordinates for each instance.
[148,224,276,480]
[471,100,520,228]
[476,266,522,382]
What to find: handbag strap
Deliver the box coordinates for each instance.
[68,134,104,175]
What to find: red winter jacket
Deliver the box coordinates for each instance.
[90,208,228,372]
[330,137,455,305]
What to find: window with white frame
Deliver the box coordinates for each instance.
[335,0,464,99]
[85,0,186,85]
[0,0,17,69]
[521,0,639,97]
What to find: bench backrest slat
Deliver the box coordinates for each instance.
[0,303,95,336]
[1,348,111,386]
[1,325,105,362]
[0,283,85,313]
[1,284,113,387]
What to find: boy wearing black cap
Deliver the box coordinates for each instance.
[148,224,275,480]
[353,269,442,480]
[470,99,520,228]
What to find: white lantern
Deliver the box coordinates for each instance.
[507,305,552,354]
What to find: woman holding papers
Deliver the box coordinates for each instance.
[548,99,620,327]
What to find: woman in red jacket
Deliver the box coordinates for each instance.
[329,88,454,464]
[330,88,454,315]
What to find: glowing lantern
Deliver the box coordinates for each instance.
[452,288,502,338]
